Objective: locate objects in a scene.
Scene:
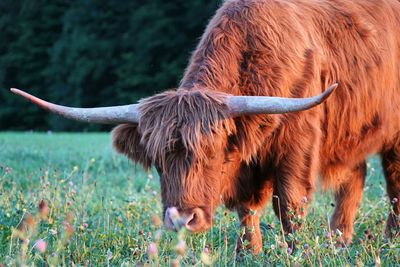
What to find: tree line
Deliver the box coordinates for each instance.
[0,0,220,131]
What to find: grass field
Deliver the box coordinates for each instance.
[0,132,399,266]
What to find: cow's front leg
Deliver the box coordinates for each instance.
[236,206,263,255]
[235,174,274,255]
[272,184,311,242]
[271,137,317,246]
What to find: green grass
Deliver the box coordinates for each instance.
[0,132,399,266]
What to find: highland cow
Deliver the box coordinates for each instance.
[12,0,400,254]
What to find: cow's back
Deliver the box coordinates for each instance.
[307,0,400,170]
[180,0,400,176]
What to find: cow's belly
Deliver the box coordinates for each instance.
[319,117,393,189]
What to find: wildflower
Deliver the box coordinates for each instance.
[71,189,76,195]
[303,243,309,250]
[271,244,275,250]
[171,259,180,267]
[287,247,293,255]
[66,201,71,207]
[148,173,154,180]
[73,166,78,172]
[175,240,186,255]
[22,214,35,232]
[38,200,49,219]
[68,181,73,187]
[364,229,373,240]
[83,223,88,228]
[278,241,287,248]
[152,191,157,196]
[151,214,162,228]
[49,229,57,235]
[301,196,308,204]
[105,249,112,266]
[90,158,96,163]
[63,221,74,237]
[370,167,375,173]
[325,231,331,238]
[34,239,47,253]
[5,167,11,174]
[154,230,162,241]
[201,250,213,265]
[63,213,75,237]
[66,212,73,223]
[375,255,381,266]
[392,197,398,204]
[148,243,158,257]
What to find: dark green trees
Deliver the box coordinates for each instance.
[0,0,220,131]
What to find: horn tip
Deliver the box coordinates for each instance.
[324,83,338,97]
[328,83,338,91]
[10,88,27,96]
[316,83,338,104]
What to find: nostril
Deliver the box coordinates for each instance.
[185,212,197,227]
[184,208,207,232]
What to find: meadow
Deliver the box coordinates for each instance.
[0,132,399,266]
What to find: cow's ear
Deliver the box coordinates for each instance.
[112,124,151,170]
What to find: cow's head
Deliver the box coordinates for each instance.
[10,84,336,232]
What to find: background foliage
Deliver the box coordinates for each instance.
[0,0,220,131]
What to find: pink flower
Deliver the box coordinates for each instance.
[34,239,47,253]
[148,243,158,256]
[68,181,73,187]
[175,240,186,255]
[392,197,398,204]
[325,231,331,238]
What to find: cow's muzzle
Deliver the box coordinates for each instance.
[164,207,211,233]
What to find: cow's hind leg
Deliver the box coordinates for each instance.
[382,146,400,238]
[330,162,366,245]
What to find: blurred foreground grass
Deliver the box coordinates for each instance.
[0,132,399,266]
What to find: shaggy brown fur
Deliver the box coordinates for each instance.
[113,0,400,253]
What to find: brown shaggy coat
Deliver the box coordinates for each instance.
[113,0,400,253]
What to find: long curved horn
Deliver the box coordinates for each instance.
[10,88,140,124]
[226,83,337,116]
